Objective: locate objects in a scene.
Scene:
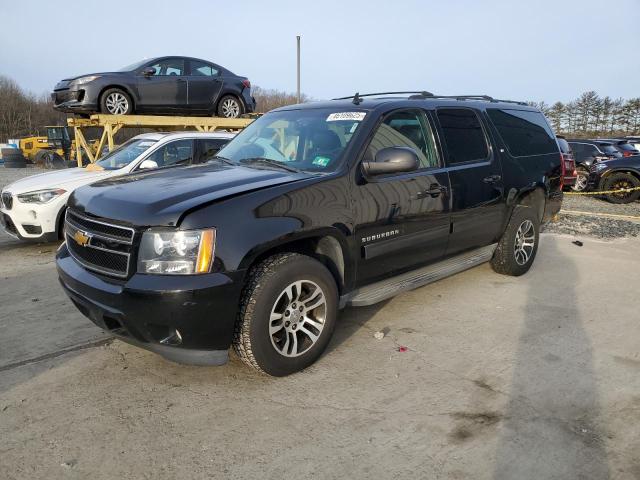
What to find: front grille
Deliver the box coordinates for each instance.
[65,210,135,278]
[1,192,12,210]
[52,90,78,105]
[66,209,133,243]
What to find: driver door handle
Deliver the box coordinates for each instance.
[416,184,448,199]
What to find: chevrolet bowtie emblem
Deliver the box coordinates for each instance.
[73,230,91,247]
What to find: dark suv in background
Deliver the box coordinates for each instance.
[52,56,256,118]
[567,139,622,191]
[56,92,563,376]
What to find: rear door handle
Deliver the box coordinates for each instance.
[483,174,501,184]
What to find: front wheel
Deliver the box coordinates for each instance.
[100,88,133,115]
[233,253,338,376]
[491,205,540,276]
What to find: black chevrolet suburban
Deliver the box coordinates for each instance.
[56,92,563,376]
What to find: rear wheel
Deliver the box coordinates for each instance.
[233,253,338,376]
[571,166,589,192]
[100,88,133,115]
[603,173,640,204]
[491,205,540,276]
[217,95,243,118]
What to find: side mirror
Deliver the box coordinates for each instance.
[142,67,156,77]
[138,159,158,170]
[362,147,420,176]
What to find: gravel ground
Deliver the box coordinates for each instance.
[543,195,640,239]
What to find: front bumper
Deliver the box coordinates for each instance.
[51,84,99,113]
[0,194,64,241]
[56,243,245,366]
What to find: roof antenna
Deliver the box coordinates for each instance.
[352,92,362,105]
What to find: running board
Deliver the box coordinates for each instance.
[342,244,497,307]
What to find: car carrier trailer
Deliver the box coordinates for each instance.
[67,114,254,166]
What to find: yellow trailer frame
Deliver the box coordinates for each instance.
[67,114,254,166]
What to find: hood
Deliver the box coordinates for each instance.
[62,72,122,81]
[2,168,114,195]
[55,72,123,88]
[68,163,311,227]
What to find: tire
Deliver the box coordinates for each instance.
[602,173,640,204]
[217,95,243,118]
[100,88,133,115]
[233,253,338,376]
[3,154,27,168]
[34,150,49,166]
[491,205,540,277]
[571,166,589,192]
[40,151,65,169]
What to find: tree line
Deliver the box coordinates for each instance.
[0,74,638,142]
[529,91,640,138]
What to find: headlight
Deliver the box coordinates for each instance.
[138,229,215,275]
[594,162,608,172]
[17,188,66,204]
[71,75,100,85]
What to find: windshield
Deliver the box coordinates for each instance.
[95,138,158,170]
[118,59,151,72]
[217,108,367,173]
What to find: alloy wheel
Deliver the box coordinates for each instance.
[105,93,129,115]
[221,98,240,118]
[611,179,633,200]
[269,280,326,357]
[514,219,535,266]
[572,169,588,192]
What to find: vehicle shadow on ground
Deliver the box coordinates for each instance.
[325,300,391,355]
[492,240,610,479]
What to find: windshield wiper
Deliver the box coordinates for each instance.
[239,157,301,173]
[208,155,236,165]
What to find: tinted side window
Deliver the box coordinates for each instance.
[199,139,229,162]
[366,110,439,169]
[190,60,218,77]
[436,109,488,164]
[148,59,185,76]
[487,109,557,157]
[146,139,193,167]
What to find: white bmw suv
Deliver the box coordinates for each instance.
[0,131,234,242]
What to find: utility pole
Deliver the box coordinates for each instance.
[296,35,301,104]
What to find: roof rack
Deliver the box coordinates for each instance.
[333,91,434,105]
[332,92,528,106]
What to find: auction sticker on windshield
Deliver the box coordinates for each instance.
[326,112,367,122]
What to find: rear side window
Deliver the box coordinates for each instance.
[487,109,557,157]
[599,144,619,155]
[190,60,218,77]
[436,109,488,164]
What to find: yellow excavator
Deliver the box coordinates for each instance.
[18,126,99,168]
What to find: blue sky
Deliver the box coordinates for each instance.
[1,0,638,103]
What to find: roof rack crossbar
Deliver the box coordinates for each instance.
[332,92,528,106]
[333,91,434,101]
